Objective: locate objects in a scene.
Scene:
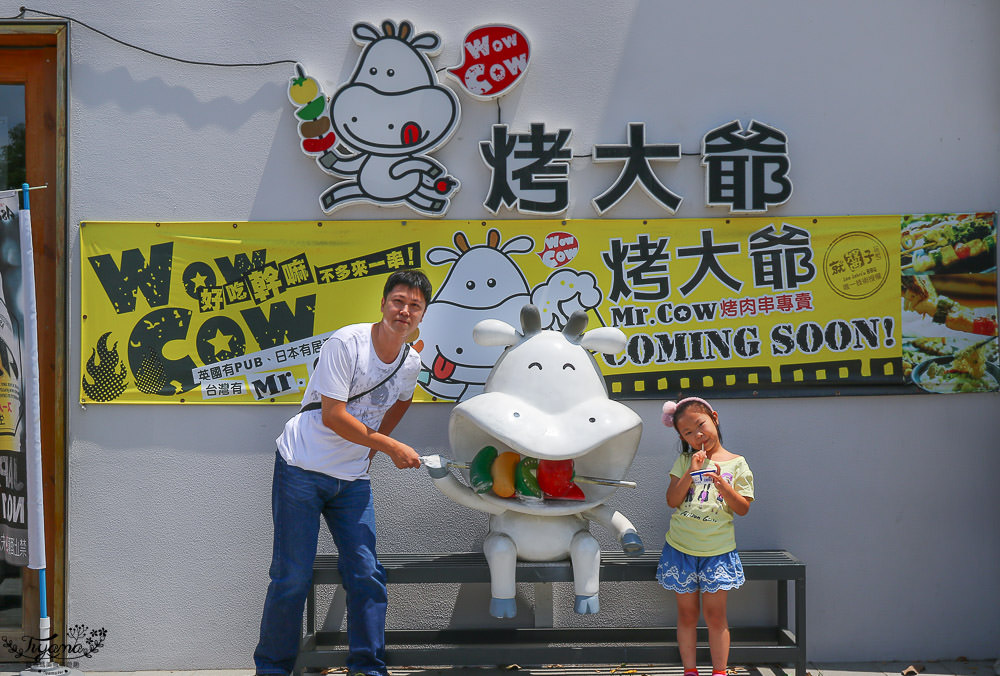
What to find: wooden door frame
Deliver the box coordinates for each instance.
[0,21,67,649]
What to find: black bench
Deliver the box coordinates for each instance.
[296,550,805,676]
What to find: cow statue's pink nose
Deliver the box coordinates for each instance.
[401,121,423,145]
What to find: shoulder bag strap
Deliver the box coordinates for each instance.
[298,344,410,415]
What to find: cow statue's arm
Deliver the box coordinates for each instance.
[424,454,508,515]
[582,504,644,555]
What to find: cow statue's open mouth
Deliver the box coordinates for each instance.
[449,395,641,516]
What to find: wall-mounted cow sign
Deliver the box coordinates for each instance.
[286,19,792,217]
[289,20,462,217]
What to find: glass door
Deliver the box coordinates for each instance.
[0,80,26,628]
[0,27,65,647]
[0,84,25,189]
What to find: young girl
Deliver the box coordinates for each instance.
[657,397,754,676]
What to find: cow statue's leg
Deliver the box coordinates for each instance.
[483,531,518,618]
[569,530,601,614]
[424,468,514,618]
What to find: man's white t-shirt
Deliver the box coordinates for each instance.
[276,323,421,479]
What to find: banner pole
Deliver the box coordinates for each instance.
[17,184,78,676]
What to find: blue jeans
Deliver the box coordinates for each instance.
[254,452,388,676]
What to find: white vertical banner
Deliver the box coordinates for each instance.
[17,192,45,570]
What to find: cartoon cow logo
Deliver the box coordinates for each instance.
[419,229,534,401]
[417,229,605,402]
[292,20,461,216]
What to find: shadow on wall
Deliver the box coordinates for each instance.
[72,61,288,129]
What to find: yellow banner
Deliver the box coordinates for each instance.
[80,215,997,404]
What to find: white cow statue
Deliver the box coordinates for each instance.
[424,304,643,618]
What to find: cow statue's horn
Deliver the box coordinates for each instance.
[520,304,542,336]
[562,310,589,342]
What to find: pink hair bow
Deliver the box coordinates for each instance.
[661,397,714,427]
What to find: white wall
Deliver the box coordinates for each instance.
[6,0,999,669]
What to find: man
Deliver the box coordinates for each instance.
[253,269,431,676]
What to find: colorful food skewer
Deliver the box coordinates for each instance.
[903,215,996,273]
[441,448,636,503]
[288,63,337,154]
[910,235,995,273]
[901,276,998,336]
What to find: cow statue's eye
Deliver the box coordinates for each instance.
[562,363,576,370]
[487,278,496,287]
[466,280,475,290]
[528,362,542,370]
[369,67,377,75]
[387,69,395,77]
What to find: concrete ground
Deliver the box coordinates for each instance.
[1,660,997,676]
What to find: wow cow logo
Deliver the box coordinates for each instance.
[290,20,462,216]
[82,238,321,403]
[447,25,530,100]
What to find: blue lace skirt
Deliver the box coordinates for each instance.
[655,541,745,593]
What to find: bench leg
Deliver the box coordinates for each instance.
[534,583,553,628]
[777,578,806,676]
[795,576,806,676]
[307,583,315,635]
[778,580,788,634]
[295,585,316,676]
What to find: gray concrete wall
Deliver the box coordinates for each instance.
[6,0,998,669]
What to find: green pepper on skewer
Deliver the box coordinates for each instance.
[515,457,543,501]
[469,446,498,494]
